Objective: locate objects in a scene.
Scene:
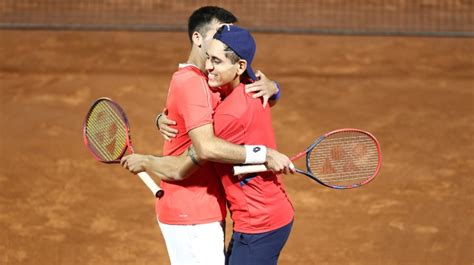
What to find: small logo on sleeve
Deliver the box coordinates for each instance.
[253,147,261,153]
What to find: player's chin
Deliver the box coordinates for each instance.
[207,79,222,89]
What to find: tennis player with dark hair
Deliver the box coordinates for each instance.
[157,7,282,140]
[121,6,293,265]
[123,24,294,265]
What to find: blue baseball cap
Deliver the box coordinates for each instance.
[213,25,257,81]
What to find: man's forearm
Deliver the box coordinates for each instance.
[268,80,281,107]
[194,134,246,164]
[189,124,268,165]
[143,153,199,181]
[189,124,249,164]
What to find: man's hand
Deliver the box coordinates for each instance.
[156,111,178,141]
[265,148,295,175]
[121,154,149,174]
[244,70,279,108]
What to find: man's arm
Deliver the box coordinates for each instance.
[121,151,199,181]
[121,123,294,181]
[155,108,178,141]
[188,123,245,163]
[244,70,281,108]
[188,123,292,173]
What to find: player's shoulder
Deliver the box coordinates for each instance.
[239,85,265,110]
[169,66,216,104]
[172,66,206,87]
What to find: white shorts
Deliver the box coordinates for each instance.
[158,220,225,265]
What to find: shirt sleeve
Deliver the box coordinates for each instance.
[176,75,214,133]
[213,113,245,144]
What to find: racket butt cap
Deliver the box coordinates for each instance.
[155,190,164,198]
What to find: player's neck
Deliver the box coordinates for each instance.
[186,46,206,73]
[219,78,242,98]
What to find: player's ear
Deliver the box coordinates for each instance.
[192,31,203,48]
[236,59,247,76]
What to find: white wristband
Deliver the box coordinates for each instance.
[244,145,267,164]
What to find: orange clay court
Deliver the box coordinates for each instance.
[0,27,473,265]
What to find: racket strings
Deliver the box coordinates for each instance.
[85,102,128,161]
[308,132,379,185]
[87,108,127,160]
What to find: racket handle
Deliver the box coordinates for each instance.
[137,172,164,198]
[233,164,268,175]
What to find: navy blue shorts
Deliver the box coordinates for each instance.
[226,220,293,265]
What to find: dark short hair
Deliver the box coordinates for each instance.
[223,45,240,64]
[188,6,238,42]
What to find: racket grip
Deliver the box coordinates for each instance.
[233,164,268,175]
[137,172,164,198]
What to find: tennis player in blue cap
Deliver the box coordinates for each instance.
[206,24,294,265]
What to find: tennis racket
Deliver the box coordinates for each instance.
[82,97,164,198]
[233,128,382,189]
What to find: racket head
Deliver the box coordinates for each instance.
[305,128,382,189]
[82,97,130,163]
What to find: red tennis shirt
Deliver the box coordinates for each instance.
[156,65,226,225]
[213,83,294,233]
